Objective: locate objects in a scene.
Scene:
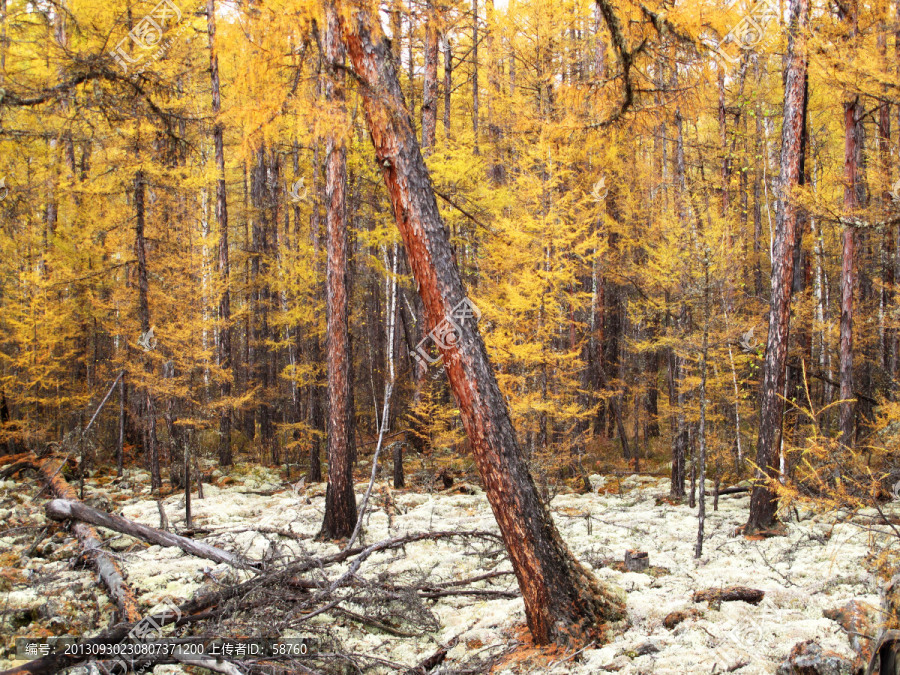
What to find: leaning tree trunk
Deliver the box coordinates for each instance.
[746,0,808,533]
[336,1,625,645]
[320,5,357,540]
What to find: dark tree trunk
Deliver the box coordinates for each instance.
[877,35,895,382]
[134,169,161,491]
[753,57,764,298]
[308,137,324,483]
[786,74,812,450]
[320,6,357,540]
[443,32,452,136]
[393,442,405,488]
[116,376,125,477]
[670,109,688,500]
[207,0,232,467]
[747,0,808,532]
[337,3,625,645]
[472,0,479,152]
[645,319,660,438]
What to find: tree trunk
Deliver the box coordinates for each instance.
[443,33,452,136]
[472,0,479,152]
[308,137,324,483]
[46,498,257,570]
[35,457,142,623]
[320,5,357,540]
[695,262,710,558]
[207,0,233,467]
[746,0,808,533]
[840,104,858,449]
[336,3,625,645]
[878,27,894,381]
[422,0,439,152]
[117,375,125,477]
[134,168,161,491]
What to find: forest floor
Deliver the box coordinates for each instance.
[0,461,887,674]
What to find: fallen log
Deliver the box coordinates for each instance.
[0,623,135,675]
[717,485,751,496]
[405,638,459,674]
[693,586,765,606]
[34,456,142,624]
[0,452,33,467]
[0,459,36,479]
[0,574,256,675]
[866,630,900,675]
[45,498,260,572]
[1,529,508,675]
[824,599,877,671]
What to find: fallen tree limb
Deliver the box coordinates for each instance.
[693,586,765,606]
[0,459,35,479]
[716,486,751,496]
[0,578,252,675]
[418,588,518,599]
[34,456,142,623]
[45,498,260,571]
[0,622,135,675]
[0,452,33,467]
[404,638,459,674]
[2,528,506,675]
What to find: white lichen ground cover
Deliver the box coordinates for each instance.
[0,467,885,674]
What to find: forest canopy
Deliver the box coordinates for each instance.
[3,0,900,670]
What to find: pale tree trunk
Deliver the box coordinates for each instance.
[670,108,688,500]
[422,0,439,151]
[378,244,401,487]
[320,5,357,540]
[207,0,233,467]
[747,0,808,532]
[593,2,605,78]
[838,1,860,449]
[336,2,625,645]
[840,98,859,449]
[695,260,710,558]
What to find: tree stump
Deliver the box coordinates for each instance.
[625,550,649,572]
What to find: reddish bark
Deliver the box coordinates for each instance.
[336,2,625,645]
[747,0,808,532]
[320,5,357,540]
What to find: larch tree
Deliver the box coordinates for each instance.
[320,4,358,540]
[335,0,626,645]
[207,0,233,467]
[746,0,809,533]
